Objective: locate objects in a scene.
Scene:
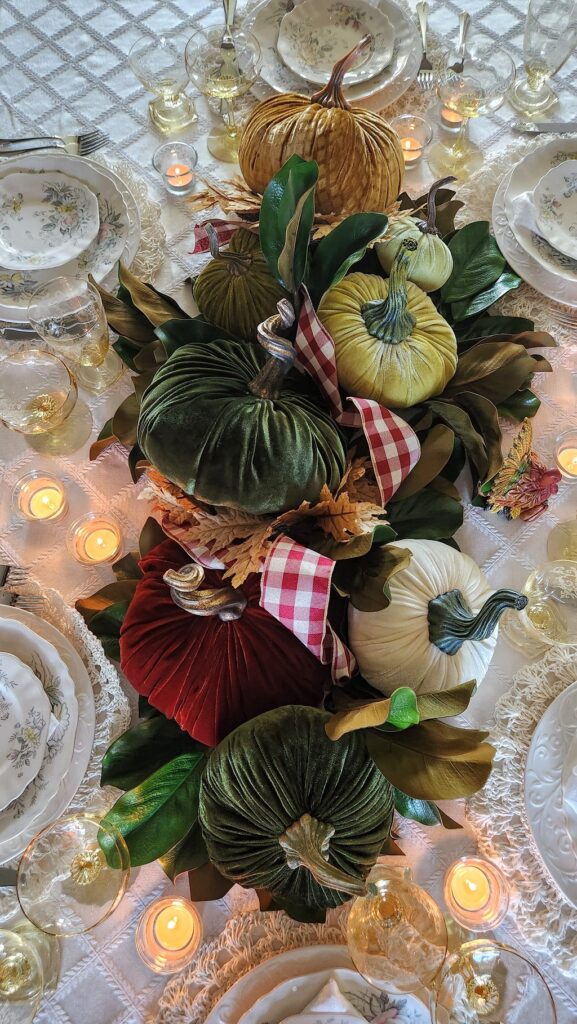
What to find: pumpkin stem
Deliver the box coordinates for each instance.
[206,223,253,276]
[417,176,457,237]
[310,35,372,110]
[428,587,528,654]
[164,563,247,621]
[279,813,367,896]
[247,299,296,400]
[361,239,418,344]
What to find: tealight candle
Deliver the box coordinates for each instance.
[401,137,423,164]
[554,429,577,480]
[440,105,464,130]
[13,472,67,522]
[166,163,193,188]
[390,114,432,170]
[68,513,122,566]
[135,897,203,974]
[444,857,509,932]
[153,142,198,196]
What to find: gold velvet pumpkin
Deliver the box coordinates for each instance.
[318,241,458,409]
[238,42,404,216]
[193,226,288,342]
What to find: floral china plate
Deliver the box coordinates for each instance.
[533,160,577,260]
[0,651,51,812]
[0,171,99,271]
[277,0,394,87]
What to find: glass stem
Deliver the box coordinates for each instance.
[223,97,238,138]
[451,116,470,158]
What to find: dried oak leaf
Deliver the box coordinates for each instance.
[140,467,198,513]
[337,456,382,505]
[220,523,275,588]
[276,484,383,543]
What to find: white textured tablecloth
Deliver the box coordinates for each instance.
[0,1,576,1022]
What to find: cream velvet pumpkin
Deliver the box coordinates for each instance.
[348,539,527,694]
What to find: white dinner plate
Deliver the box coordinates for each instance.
[246,0,422,111]
[524,679,577,908]
[0,153,140,323]
[0,608,95,863]
[0,651,51,811]
[492,167,577,308]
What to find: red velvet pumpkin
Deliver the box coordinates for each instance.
[120,540,332,746]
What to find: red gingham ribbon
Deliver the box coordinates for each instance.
[260,536,356,683]
[156,511,226,570]
[191,219,240,254]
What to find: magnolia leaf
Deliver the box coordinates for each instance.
[188,861,233,902]
[366,720,494,800]
[426,401,488,481]
[278,182,318,293]
[133,342,164,372]
[75,580,139,628]
[100,752,206,866]
[101,716,204,791]
[456,391,503,483]
[159,821,208,881]
[449,348,546,407]
[128,444,147,483]
[416,680,477,721]
[112,551,141,581]
[155,316,239,357]
[307,212,389,307]
[387,486,464,540]
[326,687,419,741]
[393,789,444,826]
[394,424,455,499]
[310,529,376,562]
[442,222,506,302]
[113,337,141,371]
[89,275,154,342]
[89,434,117,461]
[132,370,155,405]
[139,516,166,557]
[332,544,411,612]
[455,314,535,344]
[450,270,522,321]
[118,263,189,327]
[428,476,461,501]
[112,394,140,446]
[498,388,541,421]
[139,696,161,719]
[260,155,318,291]
[89,601,129,661]
[380,837,406,856]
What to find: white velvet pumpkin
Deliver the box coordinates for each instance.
[348,539,526,694]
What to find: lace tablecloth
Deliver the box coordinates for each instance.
[0,1,576,1022]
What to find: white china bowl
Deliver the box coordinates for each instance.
[533,160,577,260]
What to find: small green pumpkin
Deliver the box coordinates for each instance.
[193,226,289,342]
[138,303,347,515]
[376,178,455,292]
[199,706,395,912]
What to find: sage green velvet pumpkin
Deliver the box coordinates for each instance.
[199,706,395,911]
[376,178,454,292]
[137,335,347,515]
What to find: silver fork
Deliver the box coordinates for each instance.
[0,129,109,157]
[0,591,45,612]
[449,11,471,74]
[416,1,434,90]
[0,563,30,588]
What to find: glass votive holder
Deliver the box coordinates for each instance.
[438,102,465,132]
[444,856,510,932]
[390,114,433,169]
[135,897,203,974]
[152,142,198,196]
[13,472,67,523]
[554,429,577,481]
[68,512,123,566]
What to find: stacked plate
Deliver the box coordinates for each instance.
[492,139,577,307]
[245,0,422,112]
[0,152,140,324]
[0,606,95,864]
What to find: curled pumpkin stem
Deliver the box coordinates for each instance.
[428,587,528,655]
[206,223,252,276]
[247,299,296,400]
[279,813,367,896]
[361,238,418,344]
[164,563,247,621]
[310,35,372,110]
[418,176,457,237]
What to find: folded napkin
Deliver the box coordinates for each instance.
[510,190,577,262]
[280,978,367,1024]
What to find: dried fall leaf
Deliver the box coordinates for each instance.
[276,484,383,543]
[339,456,382,505]
[186,506,271,554]
[221,523,275,587]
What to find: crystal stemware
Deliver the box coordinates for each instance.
[0,928,44,1024]
[500,559,577,657]
[28,276,123,393]
[185,27,262,163]
[16,813,130,937]
[428,43,515,180]
[432,939,557,1023]
[509,0,577,117]
[129,31,197,133]
[547,520,577,560]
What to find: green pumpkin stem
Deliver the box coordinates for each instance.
[418,176,457,237]
[247,299,296,400]
[361,238,418,344]
[164,564,247,621]
[310,35,372,110]
[279,813,366,896]
[206,223,253,276]
[428,588,528,655]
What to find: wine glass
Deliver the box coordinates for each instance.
[432,940,557,1023]
[185,28,262,163]
[129,31,197,133]
[547,520,577,560]
[0,928,44,1024]
[347,865,448,995]
[509,0,577,117]
[16,814,130,937]
[501,559,577,657]
[428,43,515,181]
[28,276,123,393]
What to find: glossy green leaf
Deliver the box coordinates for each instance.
[112,551,141,581]
[456,391,503,483]
[332,544,411,611]
[388,688,421,730]
[138,696,161,719]
[393,789,443,826]
[416,680,477,721]
[159,821,208,881]
[113,338,141,372]
[88,601,129,662]
[442,222,506,302]
[101,716,203,790]
[450,270,522,321]
[387,486,464,541]
[155,316,238,357]
[100,752,206,865]
[446,344,545,406]
[498,388,541,421]
[188,861,234,902]
[455,314,534,345]
[426,401,488,480]
[260,155,318,291]
[139,516,166,557]
[307,212,389,306]
[112,394,140,446]
[309,529,376,561]
[118,263,189,327]
[326,686,419,740]
[75,580,139,629]
[394,424,455,499]
[90,276,155,343]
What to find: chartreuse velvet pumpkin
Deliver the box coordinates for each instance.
[348,539,527,694]
[199,706,395,911]
[318,241,458,409]
[375,178,455,292]
[137,306,347,515]
[192,226,288,342]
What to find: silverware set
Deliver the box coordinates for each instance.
[0,129,108,158]
[416,5,471,91]
[0,563,44,612]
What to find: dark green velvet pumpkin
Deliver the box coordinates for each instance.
[199,706,395,912]
[137,336,347,515]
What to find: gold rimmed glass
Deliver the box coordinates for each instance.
[0,928,44,1024]
[509,0,577,117]
[185,27,261,163]
[28,276,123,393]
[428,43,515,181]
[129,31,197,133]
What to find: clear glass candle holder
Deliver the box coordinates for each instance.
[554,429,577,481]
[438,102,464,133]
[390,114,432,169]
[13,472,67,523]
[152,142,198,196]
[444,857,510,932]
[135,897,203,974]
[68,512,123,566]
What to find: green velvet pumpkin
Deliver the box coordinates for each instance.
[199,706,395,912]
[193,227,289,343]
[137,335,347,515]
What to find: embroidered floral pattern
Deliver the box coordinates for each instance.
[8,707,47,778]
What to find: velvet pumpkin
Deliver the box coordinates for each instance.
[199,706,395,911]
[119,540,332,746]
[137,330,347,515]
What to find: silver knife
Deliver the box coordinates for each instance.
[0,867,17,887]
[513,121,577,134]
